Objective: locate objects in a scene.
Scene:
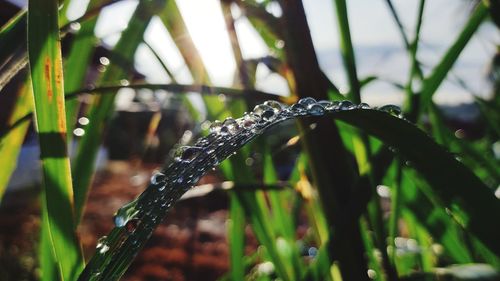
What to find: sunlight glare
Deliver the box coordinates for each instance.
[175,0,236,86]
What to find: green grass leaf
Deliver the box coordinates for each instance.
[0,82,32,202]
[27,0,83,279]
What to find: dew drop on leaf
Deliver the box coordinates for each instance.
[150,172,166,185]
[298,97,317,106]
[209,120,222,134]
[339,100,355,110]
[379,104,402,118]
[307,103,325,116]
[263,100,283,112]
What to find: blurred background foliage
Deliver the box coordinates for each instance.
[0,0,499,280]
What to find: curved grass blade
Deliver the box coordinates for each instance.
[79,99,498,280]
[66,83,279,101]
[27,0,84,279]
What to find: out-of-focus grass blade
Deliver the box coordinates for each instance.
[72,1,157,222]
[334,109,500,256]
[331,0,360,103]
[262,145,304,278]
[419,2,488,114]
[27,0,83,279]
[280,1,368,279]
[158,0,226,119]
[64,0,99,142]
[66,83,279,102]
[0,10,28,92]
[0,81,32,201]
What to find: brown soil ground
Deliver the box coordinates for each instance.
[0,161,259,281]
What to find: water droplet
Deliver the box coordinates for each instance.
[263,100,283,112]
[96,236,109,254]
[241,113,258,129]
[99,244,109,254]
[96,236,107,249]
[69,22,81,32]
[150,172,166,185]
[221,117,241,135]
[307,103,325,116]
[339,100,355,110]
[99,57,110,66]
[291,103,307,115]
[298,97,317,106]
[113,201,139,227]
[358,103,370,109]
[78,117,89,126]
[252,104,275,121]
[308,247,318,257]
[175,146,203,163]
[324,101,340,111]
[317,100,333,109]
[73,128,85,137]
[379,105,402,117]
[209,120,222,134]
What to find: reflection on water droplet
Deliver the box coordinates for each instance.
[358,103,370,109]
[263,100,283,112]
[291,103,307,115]
[175,146,203,163]
[96,236,109,254]
[298,97,316,106]
[99,244,109,254]
[241,114,258,129]
[339,100,355,110]
[307,103,325,116]
[379,105,402,117]
[221,117,241,135]
[150,172,166,185]
[209,120,222,134]
[69,22,81,32]
[113,201,139,227]
[308,247,318,257]
[73,128,85,137]
[78,117,89,126]
[96,236,107,249]
[99,57,110,66]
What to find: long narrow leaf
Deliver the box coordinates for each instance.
[79,101,499,280]
[27,0,83,279]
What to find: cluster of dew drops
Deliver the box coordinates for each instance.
[96,98,402,257]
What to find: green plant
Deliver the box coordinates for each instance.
[0,0,498,280]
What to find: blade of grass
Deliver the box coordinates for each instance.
[66,83,279,101]
[331,0,395,277]
[0,81,32,202]
[0,10,27,92]
[27,0,84,279]
[419,2,488,115]
[334,109,500,256]
[79,103,499,280]
[159,5,290,280]
[281,1,368,279]
[331,0,360,103]
[71,1,156,223]
[63,0,99,143]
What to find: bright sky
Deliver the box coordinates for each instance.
[63,0,500,106]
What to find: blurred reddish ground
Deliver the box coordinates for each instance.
[0,161,259,281]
